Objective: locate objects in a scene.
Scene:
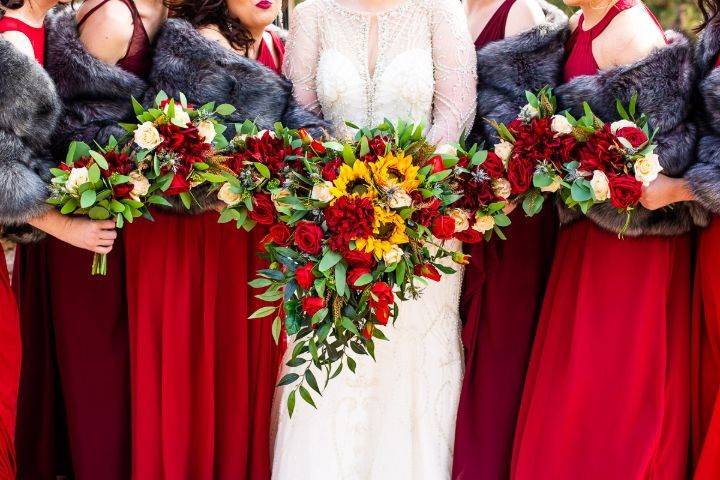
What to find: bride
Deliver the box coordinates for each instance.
[271,0,477,478]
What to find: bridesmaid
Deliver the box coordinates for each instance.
[454,1,567,478]
[123,1,324,478]
[0,1,120,478]
[13,1,164,478]
[511,1,702,479]
[646,1,720,477]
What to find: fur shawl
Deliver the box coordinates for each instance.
[145,19,330,212]
[686,19,720,215]
[555,31,707,236]
[472,0,568,146]
[0,36,62,242]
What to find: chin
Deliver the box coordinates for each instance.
[562,0,584,6]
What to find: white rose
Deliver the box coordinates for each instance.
[65,167,89,193]
[551,115,573,135]
[435,144,457,156]
[129,172,150,200]
[448,208,470,233]
[494,140,513,163]
[520,104,540,119]
[197,120,216,144]
[540,176,562,193]
[634,153,663,187]
[218,183,241,206]
[472,214,496,234]
[271,188,291,208]
[255,129,276,139]
[311,182,334,203]
[386,188,412,209]
[133,122,163,150]
[610,119,637,135]
[164,104,191,128]
[590,170,611,202]
[382,245,404,265]
[491,178,512,199]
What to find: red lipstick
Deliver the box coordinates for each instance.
[255,0,272,9]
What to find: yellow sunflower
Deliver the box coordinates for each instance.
[369,151,420,193]
[330,161,376,199]
[355,206,410,259]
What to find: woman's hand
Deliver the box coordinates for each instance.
[639,174,695,211]
[29,211,117,254]
[503,201,517,215]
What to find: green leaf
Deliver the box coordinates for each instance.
[347,356,357,373]
[318,250,342,272]
[299,386,316,408]
[335,262,347,297]
[342,144,356,166]
[287,390,296,417]
[494,213,511,227]
[88,206,110,220]
[256,290,285,302]
[571,180,593,202]
[131,96,145,116]
[341,317,360,336]
[353,273,373,287]
[271,316,282,344]
[278,373,299,387]
[253,162,271,179]
[305,369,321,394]
[148,195,172,207]
[249,278,273,288]
[80,189,97,209]
[88,164,101,183]
[249,306,277,319]
[215,104,236,116]
[89,150,108,170]
[60,199,78,214]
[311,307,328,326]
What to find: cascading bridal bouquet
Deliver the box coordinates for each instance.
[48,139,156,275]
[237,120,492,415]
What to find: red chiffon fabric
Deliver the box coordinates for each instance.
[0,251,19,480]
[125,34,284,480]
[511,220,691,479]
[692,216,720,479]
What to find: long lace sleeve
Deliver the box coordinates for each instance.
[283,2,321,115]
[427,0,478,145]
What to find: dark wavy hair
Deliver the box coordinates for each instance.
[697,0,720,32]
[164,0,257,53]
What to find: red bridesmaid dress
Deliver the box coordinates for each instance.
[123,31,283,480]
[511,3,691,479]
[453,2,558,479]
[12,3,150,478]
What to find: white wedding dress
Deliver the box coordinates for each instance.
[271,1,477,478]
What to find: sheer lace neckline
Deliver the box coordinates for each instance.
[328,0,414,17]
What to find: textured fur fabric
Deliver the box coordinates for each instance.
[686,19,720,215]
[472,0,568,146]
[147,19,331,212]
[44,7,149,158]
[555,31,707,236]
[0,36,62,242]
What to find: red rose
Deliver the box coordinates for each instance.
[295,263,316,290]
[481,151,505,179]
[615,126,648,149]
[608,174,643,209]
[294,221,324,255]
[429,155,445,174]
[454,227,482,244]
[310,140,326,154]
[347,267,371,290]
[506,155,535,195]
[268,223,291,245]
[112,183,135,199]
[344,249,375,268]
[431,215,456,239]
[248,194,276,225]
[165,172,191,196]
[414,263,442,282]
[301,296,325,317]
[369,282,394,325]
[321,158,344,181]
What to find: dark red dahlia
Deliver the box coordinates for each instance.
[324,196,375,252]
[102,150,135,177]
[577,125,625,174]
[243,131,292,174]
[157,123,211,166]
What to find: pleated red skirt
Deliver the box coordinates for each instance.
[692,216,720,479]
[124,211,279,480]
[453,207,557,480]
[0,251,19,480]
[511,219,691,480]
[13,238,130,479]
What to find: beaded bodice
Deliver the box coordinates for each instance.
[284,0,477,144]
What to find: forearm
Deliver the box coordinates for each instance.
[28,209,71,239]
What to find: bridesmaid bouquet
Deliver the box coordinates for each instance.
[241,120,486,414]
[47,139,156,275]
[121,92,236,208]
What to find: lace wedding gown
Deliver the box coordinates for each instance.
[271,1,477,478]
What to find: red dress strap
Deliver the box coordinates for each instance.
[77,0,152,78]
[0,16,45,64]
[256,30,285,74]
[474,0,516,48]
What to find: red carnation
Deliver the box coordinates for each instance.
[412,196,441,227]
[165,170,191,196]
[431,215,456,239]
[321,158,344,181]
[293,221,324,255]
[615,126,648,149]
[301,296,325,317]
[347,267,371,290]
[248,194,276,225]
[369,282,394,325]
[268,223,291,245]
[344,249,376,268]
[157,123,211,166]
[577,126,625,173]
[295,263,316,290]
[414,263,442,282]
[481,152,505,179]
[325,196,375,252]
[102,150,135,177]
[243,131,291,174]
[608,174,643,209]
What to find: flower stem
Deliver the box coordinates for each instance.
[92,253,108,276]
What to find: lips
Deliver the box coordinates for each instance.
[256,0,272,9]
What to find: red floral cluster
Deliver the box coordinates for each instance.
[360,136,388,163]
[324,196,375,253]
[454,152,506,210]
[369,282,393,325]
[156,124,212,195]
[239,131,296,175]
[321,157,344,181]
[248,193,276,225]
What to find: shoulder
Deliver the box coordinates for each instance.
[594,5,666,69]
[78,0,134,32]
[569,10,581,32]
[292,0,324,19]
[505,0,546,37]
[0,30,35,60]
[197,25,233,50]
[77,0,134,61]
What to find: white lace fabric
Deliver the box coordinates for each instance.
[283,0,478,144]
